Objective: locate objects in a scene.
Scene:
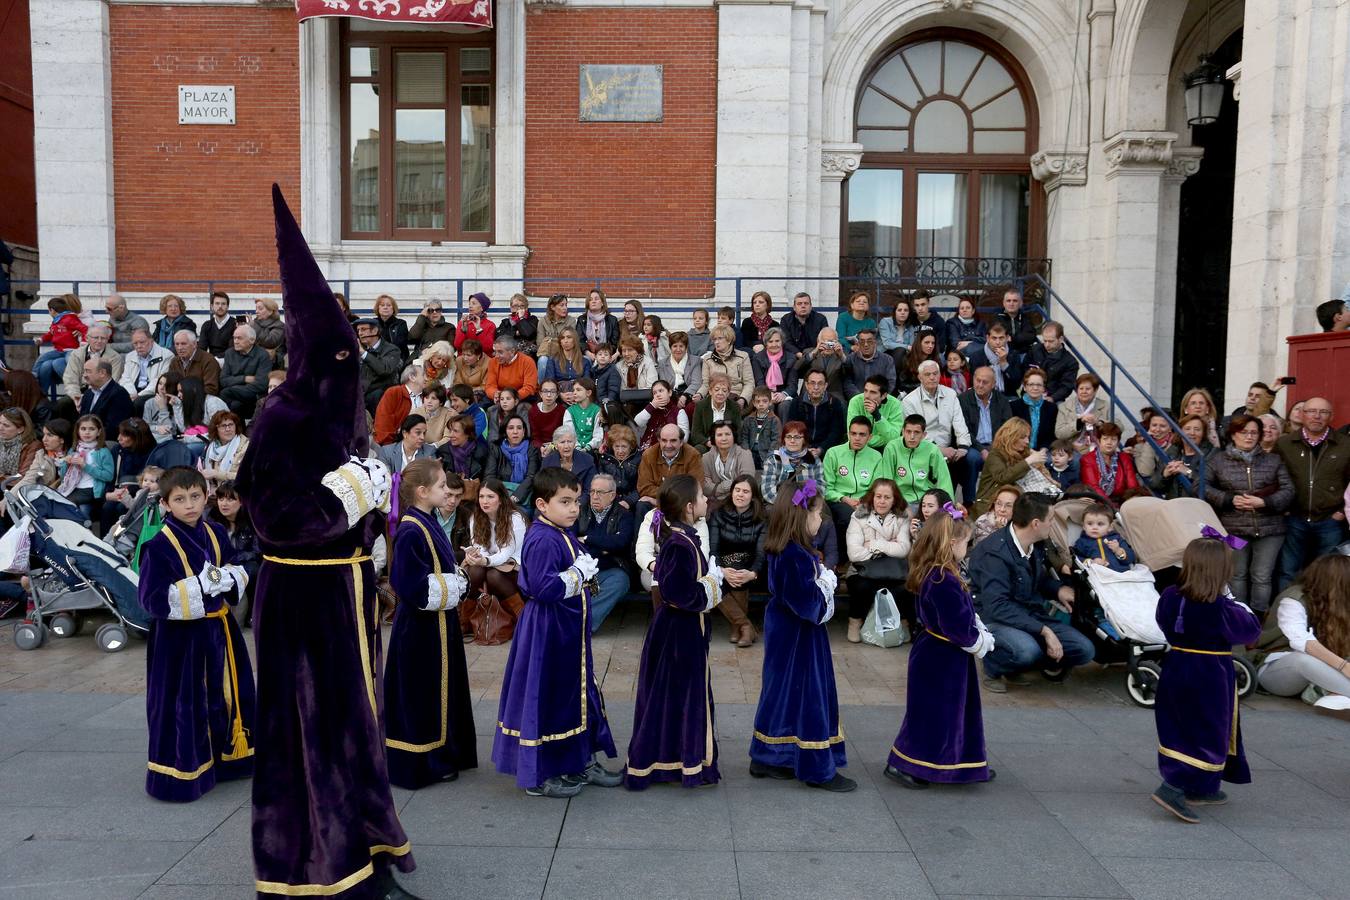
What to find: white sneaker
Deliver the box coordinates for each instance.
[1313,694,1350,722]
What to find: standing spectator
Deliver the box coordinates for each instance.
[703,420,756,503]
[33,294,87,400]
[965,323,1022,398]
[958,366,1014,502]
[103,294,149,355]
[78,358,132,434]
[453,292,496,353]
[198,291,238,359]
[1205,414,1294,613]
[822,416,884,549]
[118,328,174,410]
[1148,414,1213,499]
[761,420,823,504]
[217,324,272,420]
[780,291,828,361]
[409,299,455,357]
[709,475,768,646]
[700,325,754,408]
[150,294,195,351]
[740,290,776,353]
[944,298,986,356]
[1026,321,1079,402]
[578,290,618,360]
[786,369,845,457]
[170,330,221,397]
[842,329,897,397]
[1315,298,1349,332]
[910,291,946,352]
[844,478,912,642]
[250,298,286,365]
[902,361,973,471]
[575,472,635,632]
[994,287,1039,357]
[356,319,402,413]
[1259,413,1283,454]
[1130,409,1178,484]
[637,423,704,506]
[62,323,123,405]
[1275,397,1350,588]
[792,328,848,402]
[1055,373,1108,445]
[1011,366,1058,451]
[879,299,916,369]
[835,290,878,349]
[1078,422,1141,503]
[484,333,539,404]
[371,294,409,361]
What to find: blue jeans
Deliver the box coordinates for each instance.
[34,349,68,399]
[1277,515,1345,591]
[589,567,630,633]
[955,446,985,506]
[982,619,1095,679]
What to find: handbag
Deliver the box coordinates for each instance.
[1017,464,1063,499]
[460,478,481,504]
[853,554,907,581]
[860,588,908,648]
[465,590,516,645]
[620,388,653,405]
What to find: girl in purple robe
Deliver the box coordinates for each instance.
[384,459,476,789]
[750,479,855,792]
[625,474,726,789]
[885,509,996,789]
[1152,535,1262,823]
[138,465,255,803]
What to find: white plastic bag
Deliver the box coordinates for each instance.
[0,516,31,574]
[861,588,908,648]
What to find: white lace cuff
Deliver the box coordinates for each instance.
[426,571,467,611]
[166,577,206,620]
[321,461,382,528]
[818,587,836,625]
[963,630,995,659]
[558,567,585,598]
[699,574,722,611]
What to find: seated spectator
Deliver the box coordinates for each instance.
[1071,503,1137,572]
[689,373,742,452]
[658,331,702,409]
[709,475,768,647]
[485,333,538,404]
[850,374,906,450]
[539,329,591,395]
[969,492,1095,693]
[971,484,1020,550]
[460,478,527,642]
[879,299,915,369]
[209,481,260,628]
[1054,373,1108,448]
[750,327,795,408]
[618,299,645,347]
[418,384,452,448]
[902,362,972,480]
[1010,366,1058,451]
[118,327,174,410]
[78,357,133,434]
[169,330,221,397]
[1275,397,1350,589]
[958,365,1014,501]
[373,365,427,446]
[218,323,273,420]
[453,292,496,353]
[908,488,954,543]
[63,323,123,405]
[1178,387,1222,449]
[686,307,712,359]
[1147,414,1212,499]
[575,472,635,633]
[761,420,823,504]
[107,465,163,572]
[372,294,409,362]
[701,325,754,408]
[974,417,1052,515]
[484,413,540,506]
[171,376,227,447]
[16,418,69,490]
[845,478,912,643]
[739,386,782,468]
[793,327,848,402]
[98,417,155,533]
[536,292,576,363]
[1026,320,1079,403]
[541,427,596,506]
[151,293,195,351]
[61,415,115,523]
[356,318,401,413]
[378,414,435,474]
[418,339,456,388]
[897,331,942,396]
[823,416,884,551]
[410,299,456,358]
[842,329,897,398]
[496,293,538,359]
[565,377,603,451]
[34,294,87,401]
[198,291,238,359]
[637,423,704,507]
[1047,439,1079,491]
[527,380,566,449]
[944,297,986,356]
[836,290,878,349]
[1079,422,1141,504]
[940,349,970,394]
[435,413,489,484]
[880,413,954,507]
[0,407,41,484]
[703,421,756,504]
[104,293,149,355]
[636,502,710,591]
[250,298,286,365]
[1257,554,1350,714]
[591,343,621,403]
[995,287,1039,359]
[1129,409,1177,484]
[198,411,249,493]
[615,335,657,402]
[596,423,641,509]
[485,386,528,446]
[965,322,1022,397]
[143,372,181,444]
[740,290,776,353]
[640,314,671,367]
[252,369,287,422]
[780,291,828,362]
[579,290,619,361]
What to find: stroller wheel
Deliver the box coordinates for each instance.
[94,623,129,653]
[1234,656,1258,700]
[1127,659,1162,708]
[49,613,80,639]
[13,622,45,651]
[1041,667,1068,683]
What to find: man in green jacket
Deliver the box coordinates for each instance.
[879,414,954,506]
[844,375,905,449]
[823,416,884,557]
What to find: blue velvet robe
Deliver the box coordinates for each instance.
[624,524,720,790]
[1154,586,1261,794]
[384,508,477,789]
[889,570,990,784]
[138,516,255,802]
[750,542,846,782]
[492,517,616,788]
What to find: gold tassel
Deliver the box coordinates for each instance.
[209,607,253,761]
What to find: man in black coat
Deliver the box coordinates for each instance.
[965,323,1023,398]
[219,324,274,419]
[993,287,1039,358]
[575,472,636,633]
[787,368,846,456]
[78,357,133,433]
[356,318,403,414]
[198,291,240,359]
[1024,320,1079,403]
[779,292,829,361]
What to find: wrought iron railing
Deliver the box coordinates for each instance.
[841,255,1052,288]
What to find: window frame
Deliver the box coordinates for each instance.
[340,23,495,242]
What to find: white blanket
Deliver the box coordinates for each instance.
[1084,563,1165,645]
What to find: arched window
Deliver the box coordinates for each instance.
[846,32,1043,276]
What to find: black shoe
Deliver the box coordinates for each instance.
[749,760,795,780]
[562,757,623,788]
[525,777,583,798]
[1186,789,1227,806]
[884,765,928,790]
[806,773,857,793]
[1152,782,1200,823]
[439,770,460,783]
[373,867,426,900]
[986,768,997,782]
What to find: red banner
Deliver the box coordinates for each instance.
[295,0,492,29]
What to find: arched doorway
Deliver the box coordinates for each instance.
[843,30,1046,290]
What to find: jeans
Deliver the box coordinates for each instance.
[953,447,984,507]
[1230,533,1285,613]
[589,567,629,633]
[1276,516,1345,591]
[34,349,68,399]
[982,619,1095,679]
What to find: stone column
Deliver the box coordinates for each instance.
[1031,149,1089,326]
[30,0,117,288]
[818,142,862,309]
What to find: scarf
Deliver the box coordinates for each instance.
[205,434,243,472]
[500,438,530,483]
[445,439,473,476]
[1232,446,1258,465]
[983,341,1005,391]
[750,313,773,341]
[58,440,97,495]
[0,434,23,476]
[1302,427,1329,448]
[1095,447,1120,497]
[773,445,809,478]
[156,316,189,350]
[586,311,608,346]
[947,370,968,393]
[1022,394,1043,445]
[764,349,784,391]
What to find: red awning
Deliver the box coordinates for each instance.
[295,0,492,28]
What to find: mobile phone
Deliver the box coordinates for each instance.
[1281,376,1296,385]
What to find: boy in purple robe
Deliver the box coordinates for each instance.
[139,465,255,803]
[492,466,621,798]
[239,187,418,898]
[1151,534,1262,823]
[885,509,996,788]
[624,474,725,789]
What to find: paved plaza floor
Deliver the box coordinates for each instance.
[1,603,1348,899]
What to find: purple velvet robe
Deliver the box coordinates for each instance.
[384,508,477,789]
[138,516,255,803]
[750,542,846,783]
[492,517,616,788]
[1154,586,1261,794]
[889,570,990,784]
[624,524,720,790]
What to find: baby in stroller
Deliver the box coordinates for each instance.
[107,466,164,572]
[1071,503,1137,573]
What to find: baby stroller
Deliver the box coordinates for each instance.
[1047,493,1258,708]
[5,484,147,653]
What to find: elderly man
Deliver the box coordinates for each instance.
[637,423,704,506]
[903,360,972,464]
[78,357,132,433]
[118,327,174,410]
[994,287,1039,357]
[575,472,636,632]
[1275,397,1350,588]
[198,290,239,359]
[970,493,1094,692]
[63,323,123,404]
[372,365,427,445]
[844,375,905,450]
[842,328,897,397]
[956,366,1015,500]
[484,333,538,403]
[104,293,150,354]
[170,330,221,396]
[356,318,402,413]
[1025,320,1079,403]
[965,322,1022,397]
[779,291,829,360]
[218,323,273,419]
[793,326,848,401]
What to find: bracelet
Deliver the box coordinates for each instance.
[1340,659,1349,675]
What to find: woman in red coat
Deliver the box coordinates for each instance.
[454,292,497,352]
[1078,421,1141,503]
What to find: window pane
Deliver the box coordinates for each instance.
[857,87,907,128]
[394,109,446,229]
[350,47,378,79]
[916,173,967,256]
[973,130,1026,153]
[846,169,903,257]
[460,85,491,232]
[902,41,942,96]
[963,55,1014,108]
[942,42,982,96]
[396,51,446,104]
[461,47,491,75]
[858,129,908,152]
[971,89,1025,128]
[912,100,969,153]
[349,83,381,232]
[979,174,1028,259]
[869,57,922,108]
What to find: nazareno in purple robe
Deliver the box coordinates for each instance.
[750,541,846,783]
[492,516,617,789]
[238,186,412,898]
[1154,585,1261,795]
[384,508,478,789]
[138,516,255,802]
[624,523,721,790]
[889,569,990,784]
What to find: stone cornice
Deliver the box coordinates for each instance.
[1163,145,1205,182]
[1102,131,1178,178]
[1029,149,1088,191]
[820,142,863,181]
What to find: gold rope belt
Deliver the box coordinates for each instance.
[263,553,372,566]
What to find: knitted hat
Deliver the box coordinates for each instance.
[469,292,491,312]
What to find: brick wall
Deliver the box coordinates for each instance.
[109,5,299,289]
[523,8,717,299]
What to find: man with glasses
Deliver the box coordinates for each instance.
[842,329,897,396]
[575,473,635,633]
[1275,396,1350,588]
[104,293,150,355]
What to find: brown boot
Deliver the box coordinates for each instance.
[737,623,757,648]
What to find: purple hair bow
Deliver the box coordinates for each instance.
[942,501,965,520]
[650,509,665,537]
[792,479,819,508]
[1200,524,1247,550]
